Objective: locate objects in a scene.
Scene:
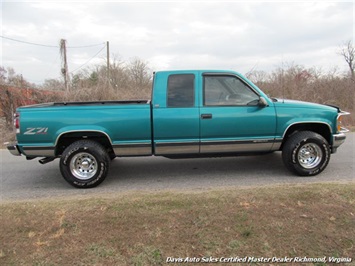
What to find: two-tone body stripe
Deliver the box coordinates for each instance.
[22,146,55,157]
[155,139,282,155]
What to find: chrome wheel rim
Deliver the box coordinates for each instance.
[297,143,323,169]
[70,152,98,180]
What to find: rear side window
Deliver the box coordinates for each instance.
[167,74,195,107]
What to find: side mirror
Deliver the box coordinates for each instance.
[258,97,269,107]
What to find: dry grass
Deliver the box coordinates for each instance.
[1,183,354,265]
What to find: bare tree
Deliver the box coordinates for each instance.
[127,57,151,89]
[41,78,65,91]
[0,66,7,84]
[339,40,355,79]
[245,70,268,84]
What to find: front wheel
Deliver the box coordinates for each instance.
[282,131,330,176]
[60,140,110,188]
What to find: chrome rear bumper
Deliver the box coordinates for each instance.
[7,143,21,156]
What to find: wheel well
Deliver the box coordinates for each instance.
[55,132,114,156]
[281,123,332,150]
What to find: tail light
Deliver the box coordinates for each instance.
[14,112,20,134]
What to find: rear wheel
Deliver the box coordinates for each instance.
[282,131,330,176]
[60,140,110,188]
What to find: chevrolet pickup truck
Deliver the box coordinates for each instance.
[7,70,349,188]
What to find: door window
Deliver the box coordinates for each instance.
[204,75,259,106]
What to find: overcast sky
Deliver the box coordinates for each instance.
[0,0,354,84]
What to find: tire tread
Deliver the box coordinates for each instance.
[282,131,330,176]
[60,140,110,188]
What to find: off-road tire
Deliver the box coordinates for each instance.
[282,131,330,176]
[60,140,110,188]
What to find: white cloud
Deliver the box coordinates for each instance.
[1,1,353,84]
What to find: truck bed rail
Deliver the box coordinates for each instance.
[21,100,150,108]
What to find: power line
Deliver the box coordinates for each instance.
[68,43,106,49]
[48,44,107,80]
[1,35,57,47]
[70,45,107,74]
[69,44,106,48]
[0,35,105,48]
[1,35,108,81]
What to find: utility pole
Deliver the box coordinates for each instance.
[60,39,70,95]
[106,41,110,82]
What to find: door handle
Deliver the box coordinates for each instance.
[201,114,212,119]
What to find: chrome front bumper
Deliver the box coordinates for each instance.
[332,132,347,153]
[7,143,21,156]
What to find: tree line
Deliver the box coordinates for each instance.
[246,63,354,126]
[1,40,354,129]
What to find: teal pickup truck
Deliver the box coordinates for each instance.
[7,70,349,188]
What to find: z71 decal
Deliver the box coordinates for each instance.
[24,127,49,135]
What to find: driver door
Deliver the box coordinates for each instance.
[199,74,277,153]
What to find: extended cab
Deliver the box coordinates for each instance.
[7,70,349,188]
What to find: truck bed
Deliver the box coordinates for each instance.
[16,100,153,158]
